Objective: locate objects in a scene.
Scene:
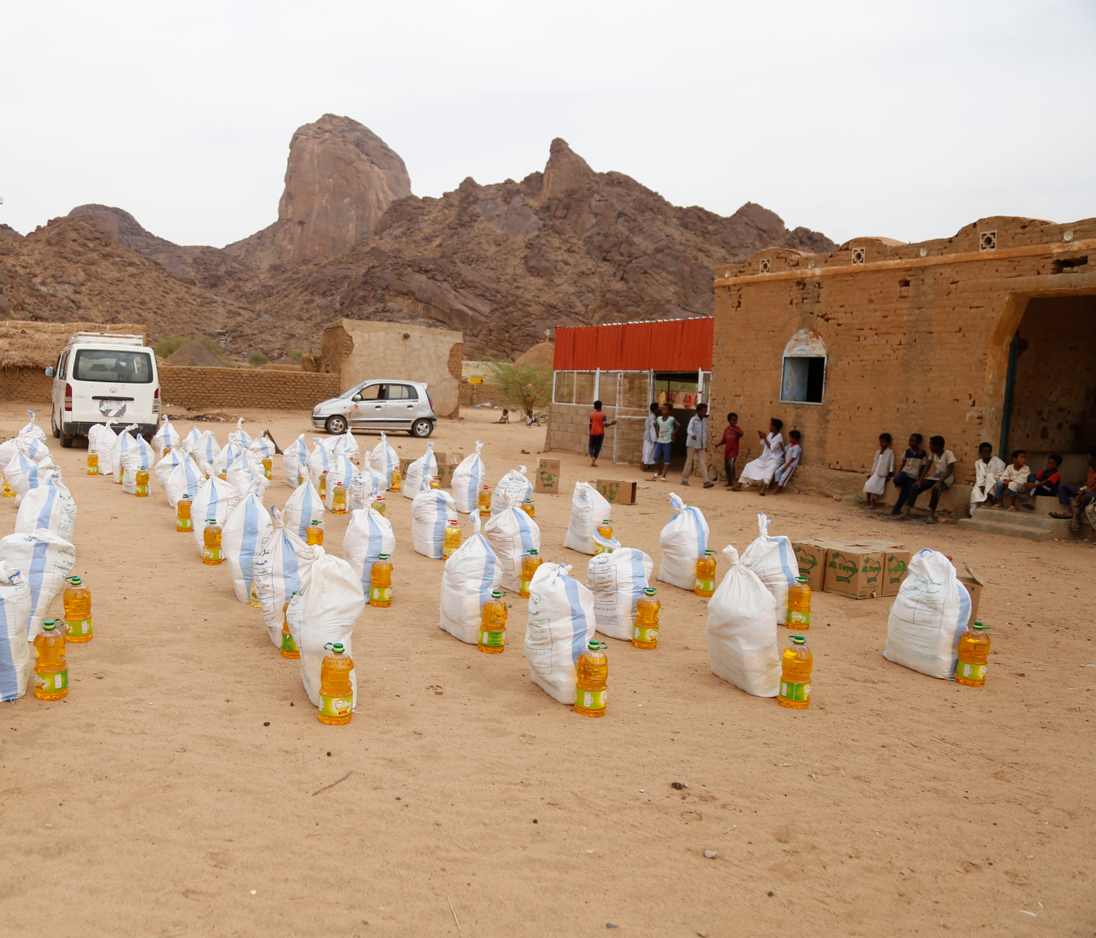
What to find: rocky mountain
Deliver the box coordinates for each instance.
[2,114,835,361]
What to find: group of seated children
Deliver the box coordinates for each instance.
[729,417,802,496]
[862,432,957,523]
[990,446,1096,531]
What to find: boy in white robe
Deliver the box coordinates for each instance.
[970,441,1006,511]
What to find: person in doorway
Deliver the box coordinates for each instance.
[863,433,895,508]
[1025,454,1062,498]
[651,403,677,481]
[890,433,928,515]
[993,450,1033,510]
[722,412,744,488]
[970,441,1005,511]
[588,400,616,467]
[1051,446,1096,532]
[641,402,659,471]
[765,429,802,495]
[681,403,714,488]
[897,435,956,523]
[731,418,784,491]
[497,408,510,424]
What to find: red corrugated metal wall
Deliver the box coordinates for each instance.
[554,319,712,371]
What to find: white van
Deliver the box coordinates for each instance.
[45,333,161,446]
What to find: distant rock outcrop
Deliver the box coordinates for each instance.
[166,337,226,367]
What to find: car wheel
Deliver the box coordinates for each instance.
[325,415,348,435]
[410,418,433,439]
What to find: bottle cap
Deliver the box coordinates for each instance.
[139,465,146,471]
[491,589,503,599]
[206,518,217,525]
[644,587,656,596]
[705,549,715,556]
[378,553,390,560]
[587,640,606,651]
[528,548,538,556]
[43,620,58,632]
[335,481,343,487]
[602,519,612,524]
[973,621,988,630]
[68,576,82,586]
[791,636,807,645]
[449,519,458,525]
[796,576,809,583]
[181,494,190,500]
[331,643,345,654]
[311,519,322,525]
[524,497,532,503]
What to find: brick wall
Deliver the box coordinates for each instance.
[546,402,646,465]
[0,368,51,404]
[159,365,341,411]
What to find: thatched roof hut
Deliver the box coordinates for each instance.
[0,321,147,370]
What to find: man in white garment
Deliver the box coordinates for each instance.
[681,403,715,487]
[970,441,1006,511]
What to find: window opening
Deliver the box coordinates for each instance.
[780,329,827,405]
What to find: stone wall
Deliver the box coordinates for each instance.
[159,365,340,411]
[0,368,51,404]
[546,402,646,465]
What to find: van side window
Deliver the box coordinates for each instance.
[56,353,66,380]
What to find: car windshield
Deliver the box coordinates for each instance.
[72,349,154,384]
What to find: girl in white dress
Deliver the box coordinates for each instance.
[641,403,658,470]
[766,430,802,494]
[732,418,785,490]
[863,433,895,508]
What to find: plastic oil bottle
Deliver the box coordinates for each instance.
[332,481,347,514]
[86,450,98,475]
[262,457,272,480]
[593,519,614,554]
[249,580,262,608]
[34,620,68,700]
[2,474,14,497]
[370,553,393,608]
[177,494,193,532]
[443,519,462,560]
[694,550,717,597]
[478,484,492,518]
[519,549,542,599]
[307,519,324,546]
[373,495,386,518]
[281,593,300,659]
[318,470,328,500]
[956,622,991,687]
[318,643,354,725]
[778,635,813,709]
[633,587,661,649]
[574,640,609,717]
[478,589,507,653]
[521,497,535,519]
[429,474,441,490]
[389,466,402,493]
[786,576,812,629]
[202,519,223,565]
[135,465,150,497]
[63,576,93,643]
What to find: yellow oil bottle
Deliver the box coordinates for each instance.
[956,622,991,687]
[429,474,441,490]
[594,519,613,554]
[633,587,660,649]
[373,495,386,517]
[786,576,812,629]
[478,589,507,653]
[33,620,68,700]
[307,520,324,546]
[442,519,462,560]
[177,494,193,532]
[262,457,272,480]
[281,594,300,658]
[389,466,402,493]
[574,640,608,717]
[332,482,347,514]
[318,471,328,500]
[694,550,717,597]
[249,581,262,608]
[519,549,542,599]
[370,554,393,608]
[202,519,223,565]
[521,497,535,519]
[86,451,98,475]
[1,474,12,497]
[135,465,150,497]
[318,643,354,725]
[63,576,93,643]
[778,635,812,709]
[478,484,492,518]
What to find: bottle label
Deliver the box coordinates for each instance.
[956,661,987,681]
[479,628,506,648]
[577,689,606,711]
[633,625,659,645]
[786,609,810,628]
[35,669,68,692]
[370,586,392,603]
[136,485,148,496]
[202,547,223,562]
[319,693,353,718]
[780,680,810,702]
[695,578,714,594]
[178,518,193,531]
[68,618,93,638]
[282,632,299,654]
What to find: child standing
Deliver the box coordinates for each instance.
[651,403,677,481]
[863,433,894,507]
[681,403,714,487]
[588,400,616,467]
[641,402,659,471]
[765,429,802,495]
[722,412,744,488]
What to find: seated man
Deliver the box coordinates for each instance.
[1051,446,1096,532]
[898,435,955,524]
[1026,454,1062,498]
[970,442,1005,511]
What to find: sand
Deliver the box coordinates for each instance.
[0,402,1093,937]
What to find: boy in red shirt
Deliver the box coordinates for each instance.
[588,400,616,467]
[722,412,744,488]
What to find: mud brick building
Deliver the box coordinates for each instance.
[710,215,1096,510]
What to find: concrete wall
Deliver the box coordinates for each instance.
[322,320,463,417]
[159,366,340,411]
[710,215,1096,506]
[546,402,646,465]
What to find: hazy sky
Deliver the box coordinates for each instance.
[3,0,1094,249]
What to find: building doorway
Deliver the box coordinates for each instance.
[652,371,711,468]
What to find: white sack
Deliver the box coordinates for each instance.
[190,477,240,554]
[0,529,76,639]
[706,545,780,697]
[350,467,387,512]
[483,505,541,591]
[19,411,47,442]
[307,438,335,487]
[152,415,181,455]
[343,500,398,596]
[5,452,57,506]
[322,454,356,511]
[564,481,613,555]
[15,472,77,542]
[404,441,438,499]
[284,480,325,541]
[253,508,314,648]
[332,429,359,464]
[283,434,310,488]
[247,435,275,463]
[372,432,399,488]
[223,488,274,603]
[411,488,458,559]
[0,438,19,475]
[164,455,204,508]
[154,449,185,490]
[91,421,119,477]
[16,436,51,465]
[524,562,597,705]
[228,417,251,448]
[740,512,798,625]
[0,562,32,702]
[182,427,202,452]
[285,549,365,709]
[586,546,654,641]
[884,549,973,680]
[656,492,710,590]
[437,513,502,644]
[192,431,222,478]
[111,424,139,483]
[212,441,247,478]
[228,464,269,502]
[491,465,532,516]
[451,441,486,514]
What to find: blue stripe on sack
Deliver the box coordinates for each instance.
[689,507,707,557]
[299,485,313,540]
[561,572,590,666]
[35,485,58,531]
[0,594,18,701]
[240,496,261,588]
[515,508,535,557]
[365,507,383,568]
[478,536,498,608]
[628,549,647,616]
[28,539,49,619]
[774,537,796,588]
[282,533,302,596]
[207,483,220,518]
[432,493,448,558]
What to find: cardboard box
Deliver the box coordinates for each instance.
[792,541,829,592]
[824,546,885,600]
[958,562,985,625]
[398,456,414,476]
[596,479,637,505]
[880,550,912,597]
[536,458,561,494]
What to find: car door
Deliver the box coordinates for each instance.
[51,351,66,432]
[349,384,387,429]
[385,384,419,429]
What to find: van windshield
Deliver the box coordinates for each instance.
[72,349,154,384]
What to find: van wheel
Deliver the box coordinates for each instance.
[60,434,74,448]
[50,412,61,439]
[325,415,347,435]
[410,419,433,439]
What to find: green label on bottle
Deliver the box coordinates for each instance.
[136,485,148,496]
[633,625,658,645]
[695,578,714,594]
[577,688,606,711]
[35,670,68,692]
[956,661,987,681]
[319,693,353,718]
[178,518,193,530]
[68,618,93,638]
[479,628,506,648]
[786,609,810,628]
[282,632,299,654]
[202,547,223,562]
[370,586,392,602]
[780,680,810,702]
[519,579,530,595]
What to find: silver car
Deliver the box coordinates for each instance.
[311,379,436,437]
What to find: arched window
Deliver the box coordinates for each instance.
[781,329,826,404]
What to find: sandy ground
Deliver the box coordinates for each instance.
[0,401,1093,938]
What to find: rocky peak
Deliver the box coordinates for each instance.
[539,138,595,201]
